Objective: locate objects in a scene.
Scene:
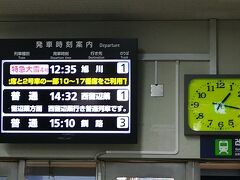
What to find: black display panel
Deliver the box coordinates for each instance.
[0,39,137,143]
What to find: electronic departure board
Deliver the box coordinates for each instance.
[0,39,137,143]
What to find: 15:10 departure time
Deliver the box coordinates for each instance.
[50,119,76,128]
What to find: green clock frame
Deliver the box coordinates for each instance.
[185,74,240,135]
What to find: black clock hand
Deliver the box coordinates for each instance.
[212,102,240,110]
[217,92,231,110]
[224,104,240,110]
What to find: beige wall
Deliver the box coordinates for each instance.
[0,20,237,159]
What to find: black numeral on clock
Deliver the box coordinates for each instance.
[207,85,215,91]
[192,102,199,108]
[238,91,240,97]
[196,113,204,119]
[218,121,224,130]
[217,81,225,88]
[207,120,213,127]
[228,119,234,127]
[198,92,206,98]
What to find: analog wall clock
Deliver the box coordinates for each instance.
[185,75,240,135]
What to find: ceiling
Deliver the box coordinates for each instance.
[0,0,240,21]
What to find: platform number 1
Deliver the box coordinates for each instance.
[117,90,129,101]
[117,62,129,74]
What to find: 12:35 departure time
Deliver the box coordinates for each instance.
[49,65,77,74]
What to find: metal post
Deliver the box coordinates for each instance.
[209,19,218,74]
[18,160,25,180]
[186,161,200,180]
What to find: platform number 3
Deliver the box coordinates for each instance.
[117,117,129,128]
